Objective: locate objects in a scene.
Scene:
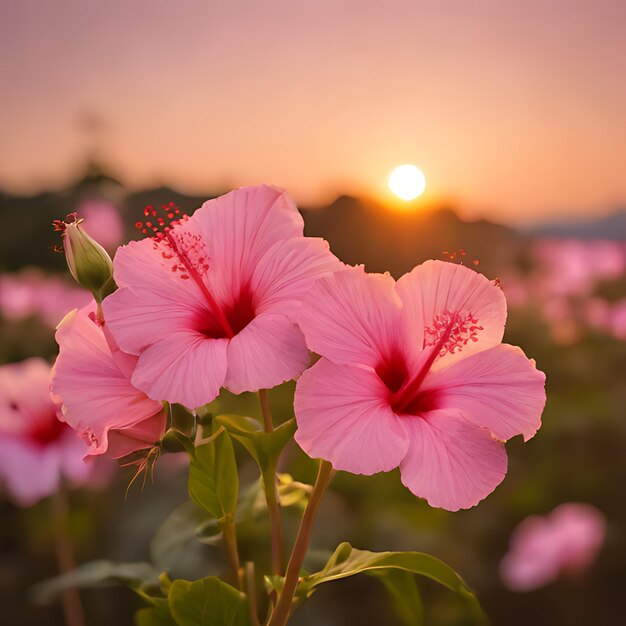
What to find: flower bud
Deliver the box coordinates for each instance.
[57,215,117,302]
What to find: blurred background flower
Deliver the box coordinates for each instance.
[500,503,606,592]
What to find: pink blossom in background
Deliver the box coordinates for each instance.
[498,272,530,308]
[607,299,626,340]
[495,239,626,344]
[78,198,125,249]
[294,261,546,511]
[0,270,90,327]
[103,185,341,408]
[51,303,167,459]
[533,239,626,297]
[0,358,93,506]
[500,503,606,591]
[583,297,611,331]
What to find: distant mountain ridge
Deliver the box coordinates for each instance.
[528,209,626,240]
[0,179,527,276]
[302,195,526,277]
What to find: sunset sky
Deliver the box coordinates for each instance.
[1,0,625,224]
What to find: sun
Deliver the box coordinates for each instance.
[388,164,426,201]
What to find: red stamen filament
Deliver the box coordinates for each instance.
[135,203,236,339]
[391,317,458,415]
[164,230,235,339]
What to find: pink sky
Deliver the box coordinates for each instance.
[1,0,625,223]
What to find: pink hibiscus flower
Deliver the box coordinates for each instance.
[0,358,92,506]
[500,503,606,591]
[294,262,546,511]
[51,304,167,459]
[102,185,341,408]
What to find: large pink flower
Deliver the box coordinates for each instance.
[102,185,341,408]
[500,503,606,591]
[51,304,167,459]
[0,358,92,506]
[294,261,546,511]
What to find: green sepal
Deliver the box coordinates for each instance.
[214,415,296,470]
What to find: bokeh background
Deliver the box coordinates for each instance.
[1,1,625,625]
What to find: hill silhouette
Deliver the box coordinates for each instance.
[302,195,526,277]
[529,209,626,240]
[1,171,526,278]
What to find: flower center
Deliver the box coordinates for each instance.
[382,309,483,415]
[28,411,66,446]
[199,284,256,339]
[375,349,409,393]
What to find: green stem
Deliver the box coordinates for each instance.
[258,389,274,433]
[51,490,85,626]
[245,562,261,626]
[258,390,285,576]
[220,518,243,590]
[268,460,335,626]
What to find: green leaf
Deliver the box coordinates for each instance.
[369,569,423,626]
[135,598,177,626]
[32,560,160,604]
[168,577,250,626]
[150,502,222,578]
[188,428,238,521]
[298,543,484,622]
[214,415,296,469]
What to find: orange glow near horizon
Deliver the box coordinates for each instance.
[1,2,625,225]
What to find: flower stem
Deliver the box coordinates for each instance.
[245,562,261,626]
[258,388,274,433]
[258,390,285,576]
[268,460,335,626]
[220,518,243,590]
[51,490,85,626]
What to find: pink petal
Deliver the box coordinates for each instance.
[549,503,606,571]
[0,436,62,506]
[500,518,562,591]
[52,307,164,456]
[132,330,228,408]
[421,344,546,441]
[104,238,209,355]
[298,267,404,368]
[252,237,343,321]
[105,412,168,459]
[294,358,408,475]
[190,185,304,299]
[225,313,310,394]
[396,260,507,370]
[399,409,507,511]
[58,429,95,485]
[500,504,606,591]
[0,358,58,436]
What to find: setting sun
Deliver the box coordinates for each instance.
[388,164,426,201]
